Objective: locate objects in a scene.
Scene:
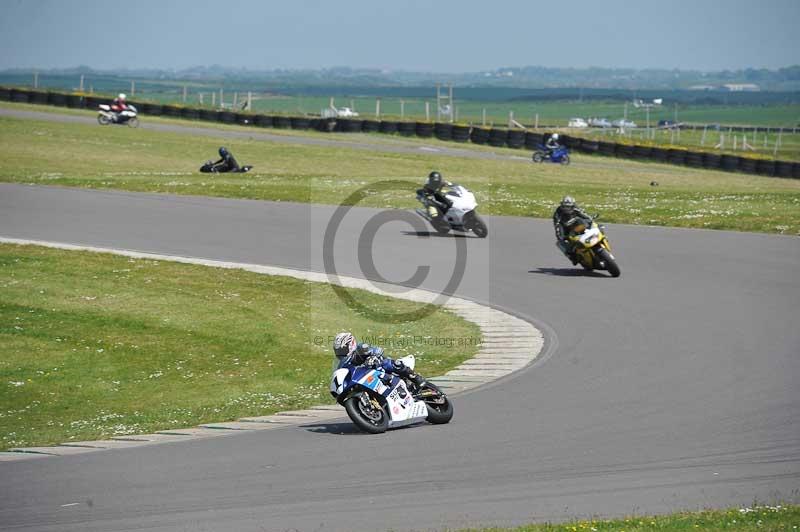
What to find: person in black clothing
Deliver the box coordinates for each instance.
[553,195,592,264]
[209,147,240,173]
[416,171,455,218]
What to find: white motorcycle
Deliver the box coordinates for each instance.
[415,184,488,238]
[97,104,139,128]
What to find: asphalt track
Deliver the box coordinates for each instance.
[0,182,798,531]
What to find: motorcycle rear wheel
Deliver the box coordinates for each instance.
[419,382,453,425]
[344,393,388,434]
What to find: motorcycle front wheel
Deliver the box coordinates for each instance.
[596,248,621,277]
[344,392,388,434]
[97,115,111,126]
[532,151,544,163]
[418,382,453,425]
[469,214,488,238]
[560,154,570,165]
[127,117,140,128]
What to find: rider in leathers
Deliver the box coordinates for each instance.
[416,171,455,218]
[553,195,592,264]
[333,332,425,388]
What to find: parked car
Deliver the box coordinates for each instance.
[612,119,637,128]
[336,107,359,117]
[588,118,612,128]
[657,119,679,129]
[568,117,588,128]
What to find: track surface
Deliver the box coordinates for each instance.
[0,183,798,531]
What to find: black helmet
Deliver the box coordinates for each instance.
[333,332,356,359]
[219,146,229,157]
[560,195,576,214]
[424,171,442,192]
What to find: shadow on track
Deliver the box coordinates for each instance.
[303,422,365,436]
[401,231,473,238]
[528,267,608,277]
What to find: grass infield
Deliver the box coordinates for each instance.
[0,243,480,450]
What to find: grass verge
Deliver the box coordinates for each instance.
[461,504,799,531]
[1,107,799,234]
[0,243,480,450]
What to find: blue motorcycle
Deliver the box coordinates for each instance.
[330,355,453,434]
[532,144,571,165]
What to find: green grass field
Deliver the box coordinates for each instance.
[463,504,799,532]
[0,243,480,450]
[1,106,798,234]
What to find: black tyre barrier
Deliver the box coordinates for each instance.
[335,118,363,132]
[720,154,739,172]
[667,149,687,165]
[702,153,722,170]
[598,141,617,156]
[397,122,416,136]
[140,103,162,116]
[199,109,218,121]
[434,123,453,141]
[563,135,582,150]
[524,132,543,150]
[10,89,30,103]
[470,127,489,145]
[181,108,200,120]
[218,111,235,124]
[651,147,669,162]
[507,130,525,149]
[755,159,775,177]
[488,128,508,147]
[83,96,105,109]
[0,87,10,101]
[685,151,705,168]
[737,157,757,174]
[273,116,291,129]
[66,94,83,108]
[290,117,311,129]
[361,120,380,133]
[616,144,634,158]
[632,145,652,160]
[775,161,793,178]
[452,125,470,142]
[317,118,336,132]
[792,162,800,179]
[379,121,399,134]
[579,139,599,154]
[48,92,67,106]
[254,114,273,128]
[28,91,49,105]
[163,105,182,117]
[416,122,434,138]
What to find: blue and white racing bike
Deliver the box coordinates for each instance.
[330,355,453,434]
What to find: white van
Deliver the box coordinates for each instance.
[568,118,588,128]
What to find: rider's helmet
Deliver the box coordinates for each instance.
[118,93,126,101]
[551,133,560,141]
[333,332,357,359]
[560,195,576,215]
[424,171,443,192]
[219,146,229,158]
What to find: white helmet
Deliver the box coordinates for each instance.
[118,93,127,101]
[333,332,357,359]
[551,133,559,140]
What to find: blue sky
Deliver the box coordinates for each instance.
[1,0,798,72]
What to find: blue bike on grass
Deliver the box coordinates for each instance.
[532,144,571,165]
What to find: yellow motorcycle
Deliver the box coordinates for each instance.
[559,217,621,277]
